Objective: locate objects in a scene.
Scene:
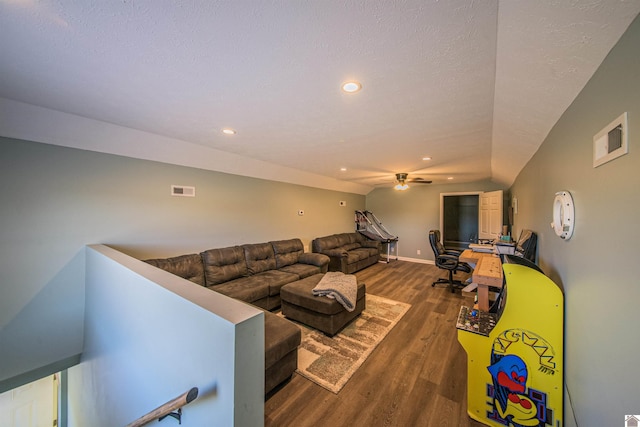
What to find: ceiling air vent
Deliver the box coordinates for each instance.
[593,112,628,167]
[171,185,195,197]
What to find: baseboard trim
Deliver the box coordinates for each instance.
[397,256,435,265]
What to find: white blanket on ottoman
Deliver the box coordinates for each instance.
[312,271,358,312]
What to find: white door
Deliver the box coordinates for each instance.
[479,190,503,240]
[0,375,56,427]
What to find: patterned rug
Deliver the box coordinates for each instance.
[292,294,411,394]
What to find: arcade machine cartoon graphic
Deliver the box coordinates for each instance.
[457,255,564,427]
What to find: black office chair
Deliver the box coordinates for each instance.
[429,230,472,293]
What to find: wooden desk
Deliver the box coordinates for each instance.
[458,249,490,297]
[459,249,490,266]
[460,250,503,311]
[472,255,503,311]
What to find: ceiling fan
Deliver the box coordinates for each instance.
[394,173,432,190]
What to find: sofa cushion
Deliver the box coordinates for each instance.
[312,235,340,252]
[278,263,320,279]
[359,246,379,257]
[242,243,277,275]
[356,248,375,260]
[252,270,300,296]
[335,233,352,247]
[347,248,371,263]
[201,246,248,286]
[210,276,270,303]
[144,253,205,286]
[264,310,301,370]
[342,242,361,251]
[271,238,303,268]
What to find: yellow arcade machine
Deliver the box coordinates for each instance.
[457,255,564,427]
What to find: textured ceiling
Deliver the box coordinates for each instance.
[1,1,638,194]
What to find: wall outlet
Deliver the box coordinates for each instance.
[298,209,304,216]
[339,201,346,206]
[417,249,421,255]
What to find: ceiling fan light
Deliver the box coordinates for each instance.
[394,183,409,191]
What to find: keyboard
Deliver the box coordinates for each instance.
[469,243,495,253]
[456,305,497,336]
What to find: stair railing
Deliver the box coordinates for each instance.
[125,387,198,427]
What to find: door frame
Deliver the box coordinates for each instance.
[439,191,484,246]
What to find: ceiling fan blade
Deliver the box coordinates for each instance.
[408,178,432,184]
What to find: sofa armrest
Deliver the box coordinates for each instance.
[320,248,348,258]
[298,252,330,267]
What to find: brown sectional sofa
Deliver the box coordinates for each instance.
[145,238,330,310]
[144,238,330,395]
[311,232,381,274]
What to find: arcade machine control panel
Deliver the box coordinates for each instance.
[456,305,497,336]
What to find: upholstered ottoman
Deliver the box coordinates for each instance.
[264,310,301,395]
[280,273,366,336]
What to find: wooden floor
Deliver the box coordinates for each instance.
[265,260,486,427]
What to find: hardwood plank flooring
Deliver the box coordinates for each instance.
[265,261,486,427]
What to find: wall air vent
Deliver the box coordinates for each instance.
[593,112,628,167]
[171,185,195,197]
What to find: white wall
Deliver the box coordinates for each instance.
[68,245,263,426]
[509,13,640,427]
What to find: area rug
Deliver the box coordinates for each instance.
[292,294,411,394]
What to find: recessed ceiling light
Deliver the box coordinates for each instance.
[340,167,347,172]
[342,81,362,93]
[222,128,236,135]
[447,177,454,180]
[422,156,432,161]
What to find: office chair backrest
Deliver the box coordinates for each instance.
[429,230,445,256]
[515,229,537,263]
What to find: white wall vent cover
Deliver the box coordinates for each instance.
[593,112,628,167]
[171,185,195,197]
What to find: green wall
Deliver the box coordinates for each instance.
[0,137,364,388]
[366,180,504,261]
[509,13,640,427]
